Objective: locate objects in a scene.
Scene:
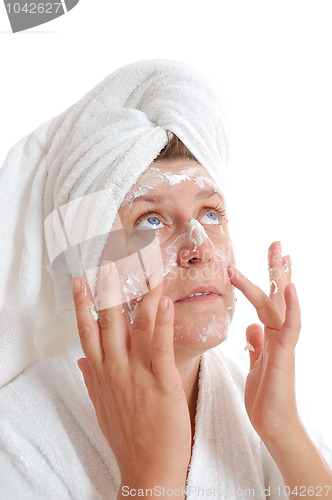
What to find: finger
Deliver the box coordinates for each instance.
[97,262,130,363]
[279,283,301,350]
[95,261,122,310]
[130,273,164,369]
[228,266,283,330]
[72,277,104,368]
[268,241,287,292]
[77,358,97,407]
[151,296,176,383]
[246,324,264,371]
[268,241,288,316]
[282,255,292,284]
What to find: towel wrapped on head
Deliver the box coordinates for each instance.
[0,59,229,388]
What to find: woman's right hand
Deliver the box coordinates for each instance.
[72,263,191,497]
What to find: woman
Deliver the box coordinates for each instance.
[0,60,331,499]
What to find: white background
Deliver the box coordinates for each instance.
[1,1,331,431]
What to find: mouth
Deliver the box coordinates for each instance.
[175,286,221,304]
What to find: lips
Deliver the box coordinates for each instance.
[175,285,221,303]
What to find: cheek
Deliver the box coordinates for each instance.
[215,233,234,260]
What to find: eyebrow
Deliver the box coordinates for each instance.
[131,188,223,205]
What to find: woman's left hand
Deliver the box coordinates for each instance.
[228,241,302,445]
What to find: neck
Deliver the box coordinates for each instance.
[175,355,201,443]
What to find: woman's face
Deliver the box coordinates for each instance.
[110,158,235,359]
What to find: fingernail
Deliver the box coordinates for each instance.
[72,277,82,293]
[101,260,112,278]
[149,272,163,289]
[159,296,169,312]
[269,241,281,253]
[227,265,237,278]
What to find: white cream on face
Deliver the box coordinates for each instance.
[122,166,223,207]
[161,221,235,346]
[96,163,234,346]
[116,219,214,325]
[173,298,234,347]
[97,219,232,332]
[187,219,209,247]
[96,221,235,337]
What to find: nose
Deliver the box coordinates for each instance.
[178,220,214,268]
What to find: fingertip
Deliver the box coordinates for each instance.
[246,322,262,333]
[77,357,89,373]
[158,296,169,312]
[246,323,264,345]
[227,265,239,281]
[72,277,82,294]
[73,277,91,301]
[285,282,298,301]
[269,241,281,252]
[99,261,118,283]
[148,272,164,291]
[157,296,174,318]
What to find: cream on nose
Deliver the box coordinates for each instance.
[186,219,208,249]
[178,219,215,265]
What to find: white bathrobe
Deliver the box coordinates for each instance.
[2,337,330,500]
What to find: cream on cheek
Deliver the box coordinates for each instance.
[113,219,212,325]
[120,220,236,349]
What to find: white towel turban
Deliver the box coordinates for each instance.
[0,59,229,388]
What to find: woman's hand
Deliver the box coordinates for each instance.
[72,263,191,495]
[228,241,302,444]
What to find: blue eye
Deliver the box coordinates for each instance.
[137,215,165,230]
[201,212,219,224]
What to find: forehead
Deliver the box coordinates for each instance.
[122,158,222,206]
[143,158,209,180]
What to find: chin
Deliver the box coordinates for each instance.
[173,309,230,355]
